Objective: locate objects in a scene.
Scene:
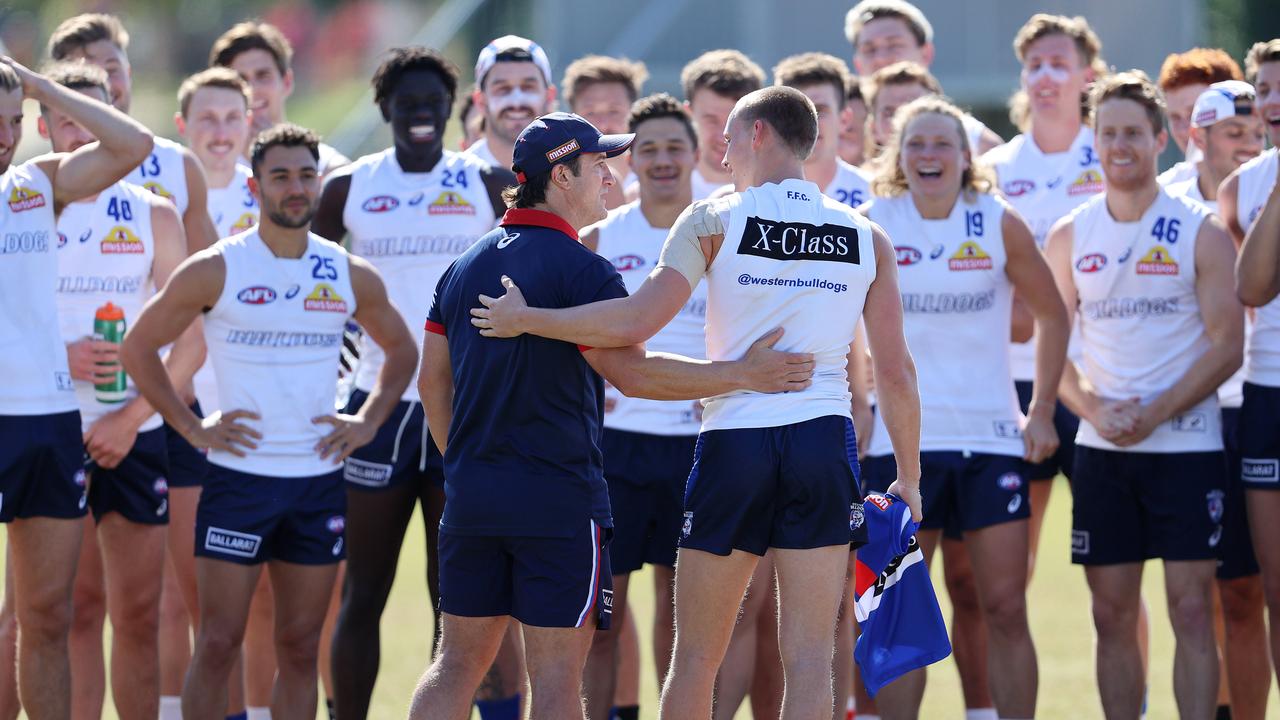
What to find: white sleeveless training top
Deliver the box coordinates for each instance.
[55,181,160,431]
[343,149,496,402]
[698,179,876,431]
[1235,148,1280,387]
[127,136,189,215]
[1070,189,1221,452]
[589,200,707,436]
[984,126,1102,381]
[0,161,76,415]
[865,192,1023,457]
[203,230,356,477]
[1166,171,1246,408]
[825,159,871,209]
[208,164,258,239]
[691,167,730,201]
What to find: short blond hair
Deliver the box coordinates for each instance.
[1013,14,1103,70]
[562,55,648,109]
[178,67,251,118]
[1246,39,1280,83]
[871,96,994,199]
[1090,70,1166,135]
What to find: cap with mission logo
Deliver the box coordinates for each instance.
[511,112,634,184]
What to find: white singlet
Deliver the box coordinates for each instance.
[865,192,1022,457]
[1235,148,1280,387]
[983,126,1102,381]
[462,137,501,168]
[696,179,876,431]
[318,142,350,176]
[588,200,707,435]
[203,230,356,477]
[691,167,731,201]
[55,181,160,431]
[1159,159,1199,187]
[0,161,76,415]
[343,149,497,401]
[1070,189,1220,452]
[127,136,189,215]
[825,159,871,209]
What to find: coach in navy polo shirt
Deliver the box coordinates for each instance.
[408,112,815,720]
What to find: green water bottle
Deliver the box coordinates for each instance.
[93,302,127,403]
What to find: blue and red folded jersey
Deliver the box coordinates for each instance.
[853,492,951,696]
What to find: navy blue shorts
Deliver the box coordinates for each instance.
[86,426,170,524]
[681,415,865,557]
[1070,446,1225,565]
[195,464,346,565]
[438,519,613,629]
[1219,407,1260,579]
[341,391,444,491]
[164,402,208,488]
[1015,380,1078,481]
[0,412,87,522]
[602,429,695,574]
[1239,382,1280,488]
[862,451,1030,534]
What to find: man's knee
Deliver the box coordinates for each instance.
[194,620,246,669]
[1091,593,1139,639]
[1168,585,1214,639]
[943,565,981,613]
[980,584,1030,636]
[274,621,322,673]
[71,582,106,635]
[1219,578,1265,626]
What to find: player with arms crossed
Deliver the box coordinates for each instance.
[470,88,922,720]
[0,55,152,720]
[1227,37,1280,693]
[1046,72,1243,719]
[311,46,518,720]
[123,125,416,720]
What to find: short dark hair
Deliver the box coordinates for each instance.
[1090,70,1166,135]
[562,55,649,108]
[628,93,697,148]
[372,46,460,111]
[48,13,129,60]
[735,86,818,160]
[501,155,583,209]
[845,74,864,105]
[40,62,110,113]
[680,50,765,103]
[774,52,851,111]
[250,123,320,176]
[210,21,293,77]
[458,86,481,129]
[0,64,18,94]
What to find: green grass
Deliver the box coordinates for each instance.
[16,477,1279,717]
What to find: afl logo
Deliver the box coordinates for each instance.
[998,472,1023,491]
[361,195,399,213]
[611,254,645,272]
[1076,253,1107,273]
[327,516,346,534]
[57,232,68,248]
[1003,179,1035,197]
[237,286,277,304]
[895,246,922,266]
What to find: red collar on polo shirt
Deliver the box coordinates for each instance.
[500,208,579,241]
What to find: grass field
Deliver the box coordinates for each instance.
[16,476,1278,718]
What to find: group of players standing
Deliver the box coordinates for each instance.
[2,0,1280,718]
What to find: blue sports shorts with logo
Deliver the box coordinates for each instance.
[438,518,613,629]
[341,390,444,491]
[602,428,695,574]
[1240,382,1280,489]
[1070,447,1224,566]
[0,411,87,522]
[195,464,346,565]
[86,426,170,524]
[164,402,208,488]
[680,415,865,557]
[861,451,1029,533]
[1218,407,1259,579]
[1015,380,1078,481]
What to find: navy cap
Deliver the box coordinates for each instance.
[511,112,634,183]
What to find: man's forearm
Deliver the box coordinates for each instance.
[613,352,748,401]
[37,77,152,164]
[1237,186,1280,306]
[421,384,453,455]
[357,350,416,429]
[1028,313,1068,417]
[122,346,201,436]
[523,297,652,348]
[1058,361,1099,424]
[1149,342,1242,422]
[875,363,921,481]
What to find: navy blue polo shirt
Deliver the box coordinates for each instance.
[426,208,628,538]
